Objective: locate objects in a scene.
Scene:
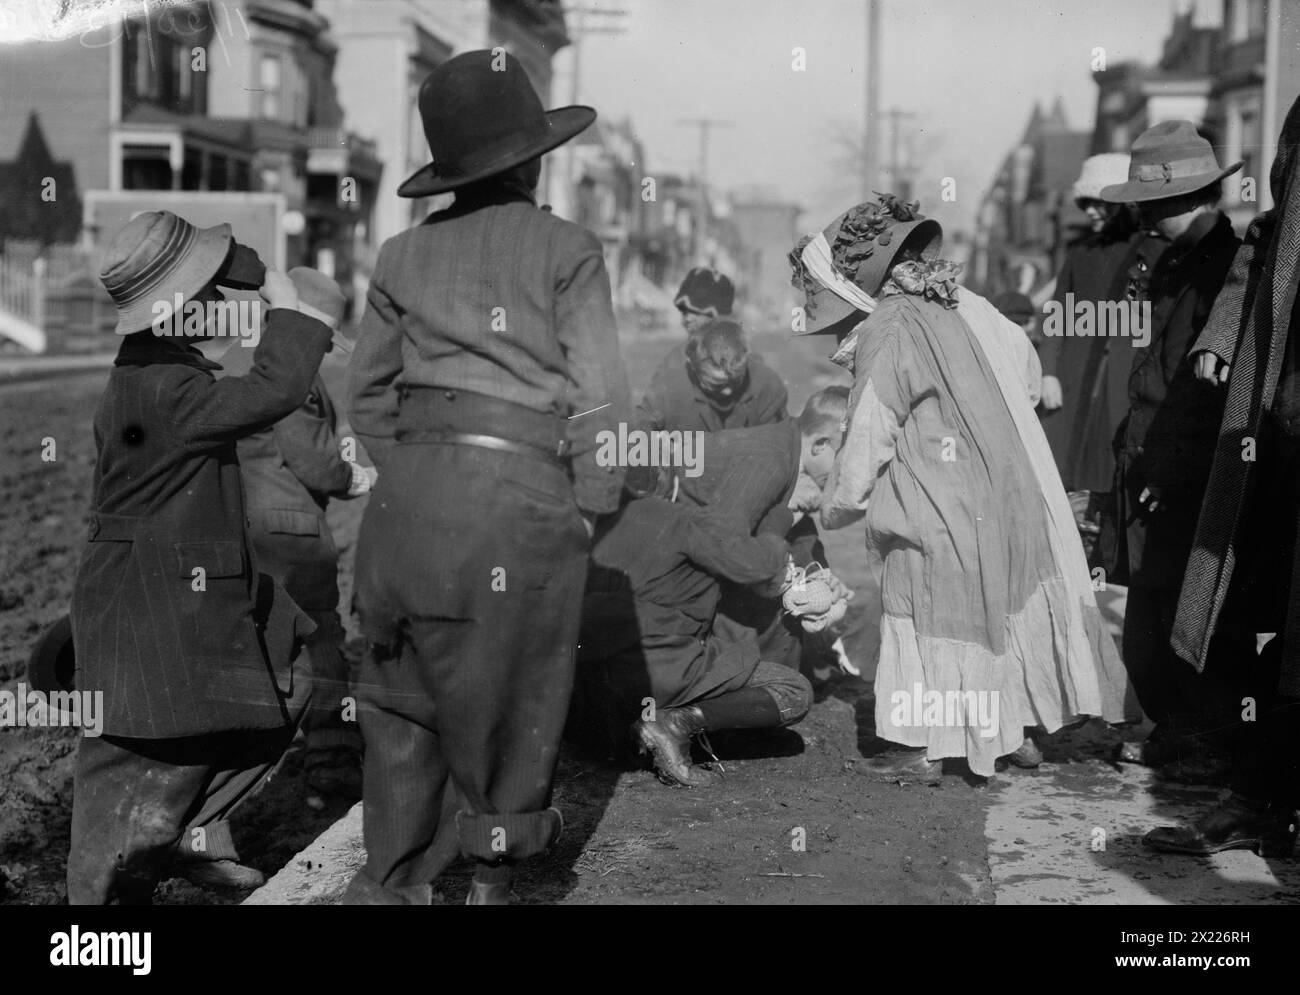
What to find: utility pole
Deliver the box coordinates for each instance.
[883,107,915,199]
[676,117,732,263]
[863,0,882,200]
[559,5,628,201]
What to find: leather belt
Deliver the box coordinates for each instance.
[417,430,570,465]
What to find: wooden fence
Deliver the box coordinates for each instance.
[0,240,116,352]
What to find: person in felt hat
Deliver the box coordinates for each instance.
[1038,154,1142,512]
[1148,93,1300,857]
[1096,120,1255,773]
[67,210,340,904]
[346,49,630,905]
[211,271,376,809]
[790,193,1136,780]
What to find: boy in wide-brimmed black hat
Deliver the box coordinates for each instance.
[346,48,630,905]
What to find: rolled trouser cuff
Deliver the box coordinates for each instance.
[455,806,563,862]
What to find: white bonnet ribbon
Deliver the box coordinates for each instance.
[801,232,878,314]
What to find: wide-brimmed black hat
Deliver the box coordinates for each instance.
[398,49,596,198]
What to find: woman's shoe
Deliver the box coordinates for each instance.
[853,748,942,784]
[1007,737,1043,769]
[1143,796,1299,858]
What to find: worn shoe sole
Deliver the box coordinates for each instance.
[851,754,943,785]
[633,723,717,787]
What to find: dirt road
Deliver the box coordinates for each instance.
[2,328,1295,905]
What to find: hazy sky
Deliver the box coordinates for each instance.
[576,0,1218,235]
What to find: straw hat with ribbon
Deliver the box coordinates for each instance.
[100,210,233,335]
[1099,120,1242,204]
[789,194,943,336]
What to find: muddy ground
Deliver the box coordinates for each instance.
[2,316,1285,906]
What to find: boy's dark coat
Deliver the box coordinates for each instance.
[70,312,333,738]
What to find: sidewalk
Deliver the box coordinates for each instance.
[0,352,117,387]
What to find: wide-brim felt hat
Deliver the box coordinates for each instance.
[101,210,234,335]
[27,614,75,695]
[398,49,596,198]
[1099,120,1243,204]
[794,200,942,336]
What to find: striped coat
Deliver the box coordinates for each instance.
[70,313,332,738]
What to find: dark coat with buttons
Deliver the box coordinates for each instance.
[1113,212,1240,588]
[70,311,332,738]
[216,343,353,611]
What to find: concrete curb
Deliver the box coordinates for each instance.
[243,802,365,905]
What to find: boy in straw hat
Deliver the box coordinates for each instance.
[67,210,342,903]
[346,49,630,905]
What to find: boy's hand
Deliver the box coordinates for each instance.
[788,469,824,513]
[1040,375,1063,411]
[1192,350,1230,385]
[346,463,377,497]
[259,268,300,311]
[822,570,855,602]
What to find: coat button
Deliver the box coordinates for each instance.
[444,390,457,400]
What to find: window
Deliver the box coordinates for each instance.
[1230,0,1268,41]
[122,146,172,190]
[209,155,228,192]
[182,146,202,190]
[178,44,191,102]
[1239,103,1262,202]
[1248,0,1268,37]
[295,63,309,127]
[132,33,156,101]
[260,54,282,120]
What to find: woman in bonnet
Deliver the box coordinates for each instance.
[790,194,1136,780]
